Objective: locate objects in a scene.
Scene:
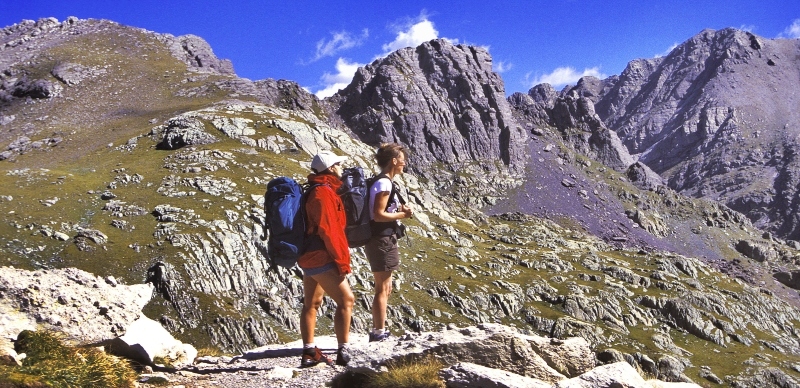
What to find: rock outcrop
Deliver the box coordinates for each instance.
[592,29,800,240]
[162,34,235,75]
[0,267,152,345]
[155,115,220,150]
[333,39,528,204]
[510,28,800,242]
[345,323,594,382]
[510,77,635,172]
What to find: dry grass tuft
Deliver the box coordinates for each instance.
[0,330,137,388]
[365,355,446,388]
[196,347,225,357]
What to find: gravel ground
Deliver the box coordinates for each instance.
[137,336,360,388]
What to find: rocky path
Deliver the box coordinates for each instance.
[136,325,705,388]
[139,336,350,388]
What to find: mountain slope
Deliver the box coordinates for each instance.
[596,29,800,240]
[1,18,800,385]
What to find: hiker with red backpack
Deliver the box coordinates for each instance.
[297,150,354,367]
[365,143,413,342]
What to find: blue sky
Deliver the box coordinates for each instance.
[1,1,798,97]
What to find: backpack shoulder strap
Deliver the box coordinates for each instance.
[370,173,405,208]
[301,183,332,234]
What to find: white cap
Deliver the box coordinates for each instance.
[311,150,347,173]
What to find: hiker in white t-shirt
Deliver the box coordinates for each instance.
[365,143,413,342]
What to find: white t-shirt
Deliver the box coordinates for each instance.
[369,177,399,220]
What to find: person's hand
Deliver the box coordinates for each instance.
[401,204,413,219]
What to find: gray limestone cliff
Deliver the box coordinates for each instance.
[510,78,635,172]
[331,39,528,203]
[594,28,800,239]
[514,28,800,240]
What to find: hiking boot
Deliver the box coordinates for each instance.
[300,347,333,368]
[335,346,350,366]
[368,331,392,342]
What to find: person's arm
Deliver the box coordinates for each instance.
[372,181,412,222]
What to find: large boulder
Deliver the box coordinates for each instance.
[11,76,62,99]
[773,270,800,290]
[107,315,197,368]
[735,239,777,262]
[0,336,21,366]
[156,115,219,150]
[345,323,594,383]
[528,336,597,377]
[554,362,646,388]
[0,267,153,345]
[627,162,665,191]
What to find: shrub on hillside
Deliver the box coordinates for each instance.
[0,330,137,388]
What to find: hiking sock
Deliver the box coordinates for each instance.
[371,328,385,336]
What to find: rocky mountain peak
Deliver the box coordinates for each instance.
[161,34,235,75]
[513,27,800,240]
[332,38,528,184]
[592,28,800,238]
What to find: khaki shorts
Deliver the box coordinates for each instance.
[365,235,399,272]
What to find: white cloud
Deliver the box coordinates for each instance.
[314,13,451,98]
[529,67,607,89]
[312,29,369,62]
[314,58,364,98]
[380,18,439,56]
[739,24,756,33]
[654,43,678,58]
[494,61,513,73]
[779,19,800,39]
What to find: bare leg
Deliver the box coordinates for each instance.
[310,268,355,345]
[372,270,393,330]
[300,275,324,345]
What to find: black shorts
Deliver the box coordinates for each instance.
[365,235,399,272]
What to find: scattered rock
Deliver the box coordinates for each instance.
[51,62,106,86]
[39,197,58,206]
[0,115,15,126]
